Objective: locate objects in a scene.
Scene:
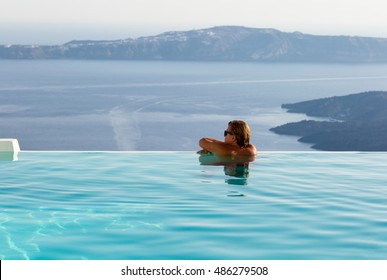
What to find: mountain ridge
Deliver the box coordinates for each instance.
[2,26,387,62]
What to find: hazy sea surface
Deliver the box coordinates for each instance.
[1,60,387,151]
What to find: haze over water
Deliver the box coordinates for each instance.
[1,60,387,151]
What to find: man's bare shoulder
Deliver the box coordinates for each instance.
[237,144,257,157]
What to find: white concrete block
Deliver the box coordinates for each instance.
[0,139,20,161]
[0,139,20,152]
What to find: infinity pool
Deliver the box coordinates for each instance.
[1,152,387,260]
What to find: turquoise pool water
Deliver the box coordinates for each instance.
[1,151,387,260]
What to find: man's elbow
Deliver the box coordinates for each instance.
[199,138,207,148]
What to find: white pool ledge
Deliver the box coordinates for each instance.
[0,139,20,161]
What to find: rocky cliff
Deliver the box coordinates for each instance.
[270,91,387,151]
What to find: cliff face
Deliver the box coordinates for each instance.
[270,91,387,151]
[281,91,387,122]
[2,26,387,62]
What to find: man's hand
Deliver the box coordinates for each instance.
[197,149,211,154]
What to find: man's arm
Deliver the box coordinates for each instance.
[199,138,235,156]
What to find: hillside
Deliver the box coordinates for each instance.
[270,91,387,151]
[2,26,387,62]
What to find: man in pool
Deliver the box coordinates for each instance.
[198,120,257,158]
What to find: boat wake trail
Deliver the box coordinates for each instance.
[108,107,141,150]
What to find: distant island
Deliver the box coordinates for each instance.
[2,26,387,63]
[270,91,387,151]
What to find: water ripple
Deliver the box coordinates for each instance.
[1,152,387,259]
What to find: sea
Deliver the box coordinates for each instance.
[1,60,387,151]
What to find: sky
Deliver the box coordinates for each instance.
[1,0,387,44]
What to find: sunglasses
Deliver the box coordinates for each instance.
[224,130,234,137]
